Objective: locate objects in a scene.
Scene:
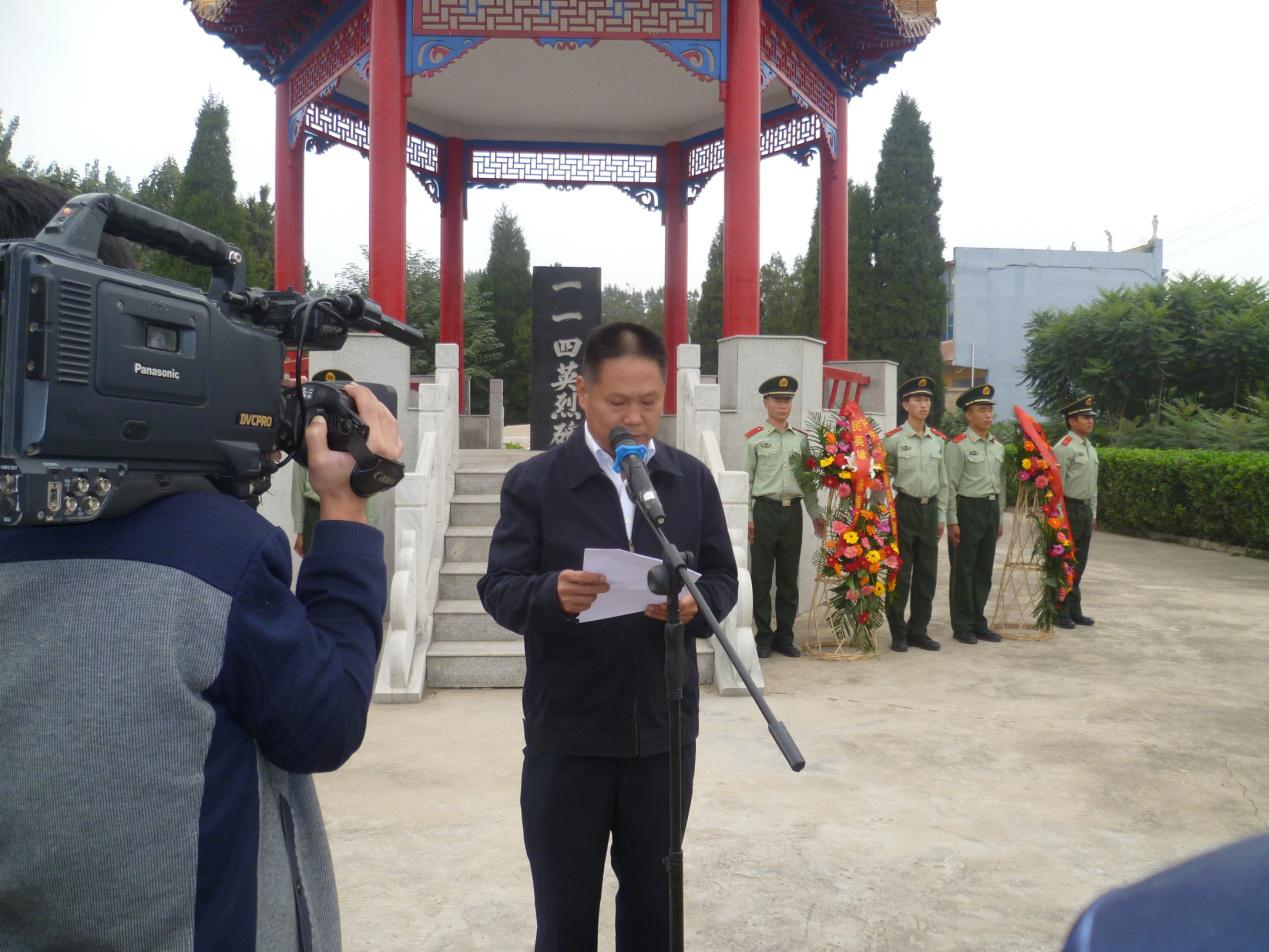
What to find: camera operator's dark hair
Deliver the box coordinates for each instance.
[581,321,667,381]
[0,176,136,270]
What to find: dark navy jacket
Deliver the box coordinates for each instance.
[0,492,385,951]
[478,428,739,758]
[1063,833,1269,952]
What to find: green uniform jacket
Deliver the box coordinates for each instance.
[743,422,824,520]
[882,421,950,523]
[944,429,1005,525]
[1054,431,1099,519]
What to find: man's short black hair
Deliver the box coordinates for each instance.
[580,321,667,381]
[0,176,136,270]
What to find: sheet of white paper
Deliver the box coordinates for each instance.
[576,547,703,623]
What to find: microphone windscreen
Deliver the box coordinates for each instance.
[608,426,637,454]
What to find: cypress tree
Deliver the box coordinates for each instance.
[760,252,801,334]
[871,93,947,414]
[846,181,880,357]
[793,187,821,337]
[480,204,533,422]
[692,220,724,375]
[150,96,248,288]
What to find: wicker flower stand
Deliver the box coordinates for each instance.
[989,485,1054,641]
[803,576,882,660]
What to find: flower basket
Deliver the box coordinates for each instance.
[793,404,902,660]
[989,407,1078,638]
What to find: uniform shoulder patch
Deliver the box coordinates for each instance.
[885,426,902,437]
[745,425,763,438]
[952,433,968,443]
[1060,435,1072,445]
[931,427,948,440]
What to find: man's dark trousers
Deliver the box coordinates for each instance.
[1061,498,1093,619]
[521,744,696,952]
[947,496,1000,635]
[887,493,939,643]
[750,497,802,650]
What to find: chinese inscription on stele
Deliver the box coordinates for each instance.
[530,267,601,450]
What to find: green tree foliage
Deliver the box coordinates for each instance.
[330,247,501,380]
[1100,397,1269,451]
[1021,274,1269,422]
[760,252,801,334]
[793,187,820,338]
[602,284,664,329]
[135,157,183,216]
[480,204,533,422]
[846,181,880,356]
[692,220,724,374]
[870,93,947,412]
[0,110,18,176]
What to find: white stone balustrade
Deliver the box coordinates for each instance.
[676,344,764,697]
[374,343,460,702]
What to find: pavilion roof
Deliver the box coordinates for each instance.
[189,0,938,92]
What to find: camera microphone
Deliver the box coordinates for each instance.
[609,426,666,527]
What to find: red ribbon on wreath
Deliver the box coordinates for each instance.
[1015,405,1073,543]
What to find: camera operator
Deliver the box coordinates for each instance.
[0,342,401,952]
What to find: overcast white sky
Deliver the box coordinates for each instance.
[2,0,1266,293]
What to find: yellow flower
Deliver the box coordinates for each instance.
[844,531,859,544]
[1021,458,1033,471]
[819,457,834,469]
[866,550,882,564]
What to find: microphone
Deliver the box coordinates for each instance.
[609,426,667,526]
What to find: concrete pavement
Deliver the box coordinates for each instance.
[317,516,1269,951]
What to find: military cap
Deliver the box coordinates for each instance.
[955,383,995,410]
[313,367,354,382]
[759,375,798,397]
[898,375,936,400]
[1060,394,1098,418]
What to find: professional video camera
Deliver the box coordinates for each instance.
[0,193,425,527]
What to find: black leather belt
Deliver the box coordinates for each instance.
[898,491,932,505]
[957,494,998,502]
[755,496,800,508]
[1067,497,1088,505]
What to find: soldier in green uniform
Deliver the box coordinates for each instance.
[1053,395,1099,629]
[882,376,949,653]
[945,384,1005,645]
[744,376,826,658]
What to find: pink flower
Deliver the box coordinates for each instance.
[836,483,851,497]
[883,555,900,569]
[1034,475,1049,489]
[832,520,848,535]
[877,520,891,534]
[1049,544,1065,557]
[846,589,861,603]
[844,545,861,558]
[860,585,873,596]
[1019,470,1031,481]
[870,479,885,492]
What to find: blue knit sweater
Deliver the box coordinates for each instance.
[0,491,386,951]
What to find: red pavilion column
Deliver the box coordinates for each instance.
[663,141,688,413]
[440,137,465,411]
[273,81,305,292]
[819,96,849,361]
[723,0,761,337]
[369,0,408,324]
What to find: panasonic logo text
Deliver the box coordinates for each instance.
[134,362,181,381]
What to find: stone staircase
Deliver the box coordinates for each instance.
[425,449,716,689]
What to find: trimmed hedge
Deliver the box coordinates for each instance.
[1097,448,1269,550]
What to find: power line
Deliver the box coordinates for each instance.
[1167,209,1269,257]
[1161,191,1269,243]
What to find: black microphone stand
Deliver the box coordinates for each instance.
[633,489,806,952]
